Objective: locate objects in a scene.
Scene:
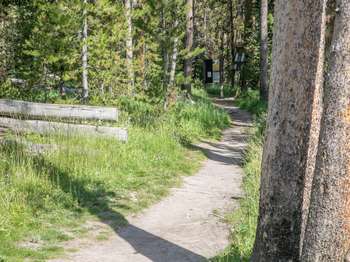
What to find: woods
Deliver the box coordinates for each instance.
[1,0,350,261]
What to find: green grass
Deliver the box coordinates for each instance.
[211,135,263,262]
[0,89,231,261]
[235,90,267,116]
[211,90,266,262]
[205,84,238,98]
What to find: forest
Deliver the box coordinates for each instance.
[0,0,349,261]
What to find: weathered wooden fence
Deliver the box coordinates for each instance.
[0,99,127,141]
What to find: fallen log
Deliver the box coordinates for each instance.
[0,99,118,121]
[0,117,128,141]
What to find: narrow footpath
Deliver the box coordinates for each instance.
[52,98,252,262]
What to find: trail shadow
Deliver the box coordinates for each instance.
[211,98,253,126]
[3,141,206,262]
[190,143,244,166]
[189,132,249,167]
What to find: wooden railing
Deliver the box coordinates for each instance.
[0,99,127,141]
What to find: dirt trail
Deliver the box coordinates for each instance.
[51,98,252,262]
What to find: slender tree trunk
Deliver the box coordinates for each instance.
[259,0,268,102]
[82,0,89,100]
[241,0,253,93]
[125,0,135,95]
[184,0,194,96]
[165,28,179,110]
[219,31,225,98]
[302,1,350,260]
[251,1,327,260]
[160,7,169,88]
[228,0,236,90]
[169,36,179,88]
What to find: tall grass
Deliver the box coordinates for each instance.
[205,84,239,98]
[0,89,230,261]
[235,90,267,116]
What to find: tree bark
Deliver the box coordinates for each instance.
[82,0,89,100]
[184,0,194,96]
[169,34,179,88]
[219,31,225,98]
[302,1,350,260]
[251,0,327,260]
[164,32,179,110]
[125,0,135,95]
[259,0,268,102]
[228,0,236,90]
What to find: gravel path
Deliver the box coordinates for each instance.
[51,98,252,262]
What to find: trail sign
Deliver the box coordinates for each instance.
[204,59,213,84]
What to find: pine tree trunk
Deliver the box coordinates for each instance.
[219,31,225,98]
[161,7,169,88]
[165,32,179,110]
[251,0,327,260]
[228,0,236,90]
[169,36,178,88]
[259,0,268,102]
[184,0,194,96]
[302,1,350,260]
[125,0,135,95]
[82,0,89,100]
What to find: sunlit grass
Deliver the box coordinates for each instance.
[0,89,230,261]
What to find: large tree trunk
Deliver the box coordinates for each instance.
[259,0,268,101]
[125,0,135,95]
[82,0,89,100]
[251,0,327,260]
[184,0,194,96]
[302,1,350,260]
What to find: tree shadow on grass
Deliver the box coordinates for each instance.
[3,141,206,262]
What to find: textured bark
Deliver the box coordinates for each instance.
[259,0,268,102]
[125,0,135,95]
[251,0,326,260]
[302,1,350,260]
[184,0,194,96]
[82,0,89,100]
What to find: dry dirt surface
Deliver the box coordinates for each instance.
[51,98,252,262]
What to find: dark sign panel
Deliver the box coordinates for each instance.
[204,59,213,84]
